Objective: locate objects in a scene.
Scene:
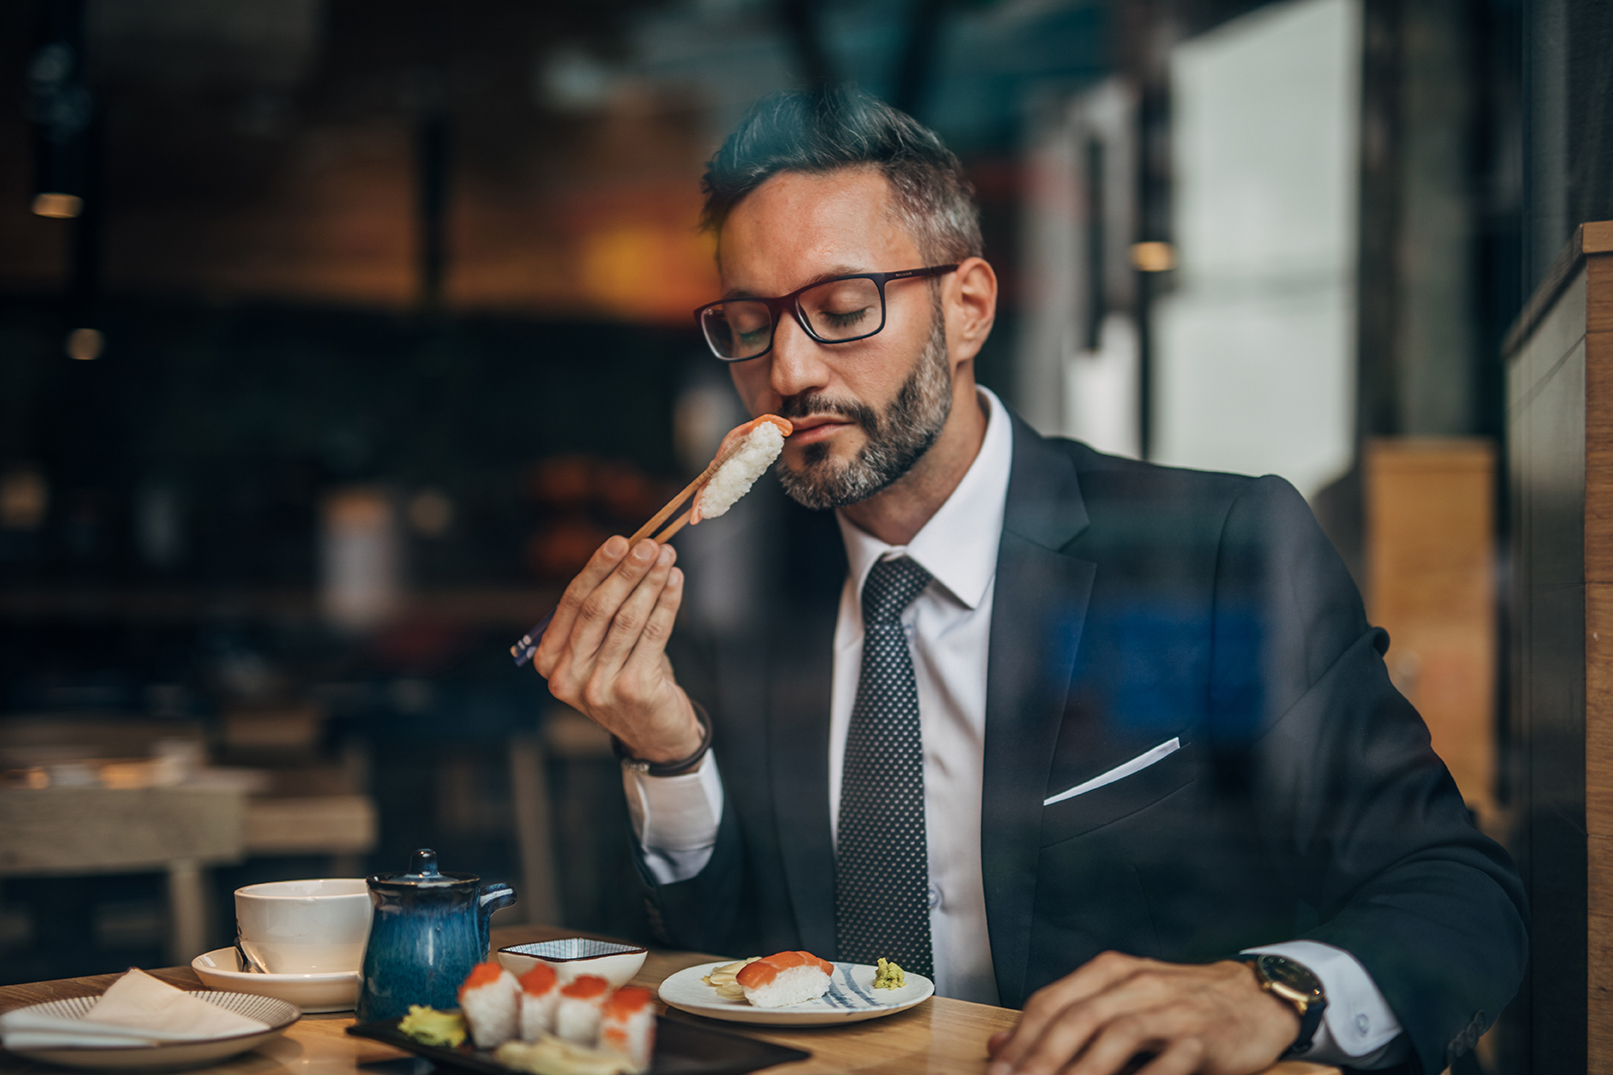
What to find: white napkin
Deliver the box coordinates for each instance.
[1,968,270,1049]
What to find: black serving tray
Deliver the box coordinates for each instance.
[348,1015,810,1075]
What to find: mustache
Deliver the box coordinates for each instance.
[776,392,880,432]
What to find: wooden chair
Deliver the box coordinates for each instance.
[0,784,246,964]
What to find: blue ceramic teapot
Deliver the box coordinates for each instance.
[357,849,517,1021]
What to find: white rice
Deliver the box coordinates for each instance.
[554,995,604,1045]
[739,964,831,1008]
[696,421,786,521]
[462,969,521,1050]
[598,1001,655,1072]
[519,988,558,1042]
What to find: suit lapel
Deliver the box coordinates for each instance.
[767,502,845,955]
[983,416,1095,1007]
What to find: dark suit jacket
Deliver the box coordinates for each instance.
[648,412,1527,1075]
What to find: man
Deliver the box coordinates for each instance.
[533,88,1525,1075]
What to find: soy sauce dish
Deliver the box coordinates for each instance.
[495,939,648,988]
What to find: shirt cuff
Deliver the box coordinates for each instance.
[623,752,724,885]
[1241,940,1407,1068]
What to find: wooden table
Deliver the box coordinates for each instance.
[0,925,1337,1075]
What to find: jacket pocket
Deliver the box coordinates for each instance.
[1040,739,1196,846]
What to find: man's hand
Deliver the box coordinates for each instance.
[535,536,700,763]
[986,953,1300,1075]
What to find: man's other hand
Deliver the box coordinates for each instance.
[986,953,1301,1075]
[535,536,701,763]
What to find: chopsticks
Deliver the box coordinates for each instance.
[509,436,750,668]
[625,434,748,546]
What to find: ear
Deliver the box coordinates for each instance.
[946,257,998,366]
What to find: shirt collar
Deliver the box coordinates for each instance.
[836,386,1014,611]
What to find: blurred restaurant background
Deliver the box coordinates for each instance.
[2,0,1612,1070]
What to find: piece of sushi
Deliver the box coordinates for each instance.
[690,416,791,524]
[518,962,560,1042]
[458,962,520,1050]
[734,950,835,1008]
[597,986,656,1073]
[554,975,611,1045]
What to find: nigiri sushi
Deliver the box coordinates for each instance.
[554,974,611,1044]
[598,986,656,1073]
[690,415,792,524]
[734,950,835,1008]
[517,962,560,1041]
[458,962,520,1049]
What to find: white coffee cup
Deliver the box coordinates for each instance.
[235,878,373,975]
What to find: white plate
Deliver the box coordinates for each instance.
[191,948,360,1013]
[657,961,934,1026]
[1,991,299,1071]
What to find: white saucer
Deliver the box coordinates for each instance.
[191,948,359,1013]
[0,991,299,1071]
[657,961,934,1026]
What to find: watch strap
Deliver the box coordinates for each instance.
[612,701,712,777]
[1289,991,1327,1055]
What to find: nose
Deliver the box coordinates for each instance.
[767,309,833,401]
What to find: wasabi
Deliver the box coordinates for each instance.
[873,958,905,990]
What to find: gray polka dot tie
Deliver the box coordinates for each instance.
[835,556,934,978]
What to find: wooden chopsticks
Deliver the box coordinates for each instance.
[626,435,749,546]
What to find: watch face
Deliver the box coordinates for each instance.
[1258,955,1324,999]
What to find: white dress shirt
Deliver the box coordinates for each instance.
[623,387,1405,1066]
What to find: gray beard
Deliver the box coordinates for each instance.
[774,313,952,511]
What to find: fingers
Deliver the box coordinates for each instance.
[535,536,630,676]
[990,953,1142,1075]
[1064,1010,1178,1075]
[628,565,684,670]
[1134,1037,1204,1075]
[991,959,1291,1075]
[590,544,677,686]
[548,537,663,675]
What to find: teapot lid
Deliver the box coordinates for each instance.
[372,848,476,888]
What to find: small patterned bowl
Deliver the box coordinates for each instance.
[496,938,648,988]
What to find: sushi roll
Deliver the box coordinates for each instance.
[458,962,520,1049]
[517,962,560,1041]
[554,974,611,1044]
[735,951,835,1008]
[598,986,656,1073]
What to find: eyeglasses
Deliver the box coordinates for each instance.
[694,265,959,362]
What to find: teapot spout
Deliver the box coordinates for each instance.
[477,883,517,955]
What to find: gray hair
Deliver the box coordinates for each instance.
[701,87,982,265]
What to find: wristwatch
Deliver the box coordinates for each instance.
[1241,954,1328,1055]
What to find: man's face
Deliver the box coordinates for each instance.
[718,168,954,510]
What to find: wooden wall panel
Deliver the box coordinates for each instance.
[1589,245,1613,1075]
[1585,330,1613,583]
[1506,222,1613,1074]
[1595,910,1613,1071]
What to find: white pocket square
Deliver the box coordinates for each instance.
[1042,737,1181,807]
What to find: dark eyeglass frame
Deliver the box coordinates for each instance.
[693,264,959,362]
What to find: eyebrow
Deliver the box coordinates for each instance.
[723,265,868,301]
